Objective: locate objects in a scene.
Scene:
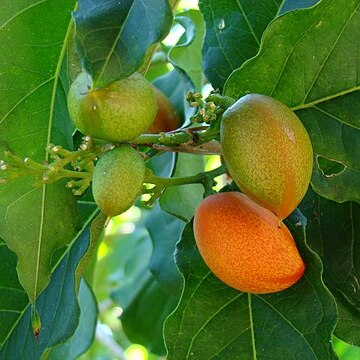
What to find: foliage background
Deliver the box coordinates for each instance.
[0,0,359,359]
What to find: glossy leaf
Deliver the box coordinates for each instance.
[298,188,360,346]
[0,216,96,359]
[76,212,106,286]
[160,153,205,221]
[299,189,360,310]
[281,0,319,13]
[0,242,27,348]
[165,219,337,359]
[169,10,205,91]
[0,0,77,305]
[153,69,188,123]
[145,204,184,296]
[109,220,179,355]
[199,0,283,91]
[45,280,98,360]
[336,295,360,346]
[146,152,176,179]
[153,69,195,123]
[74,0,173,86]
[120,273,180,356]
[224,0,360,203]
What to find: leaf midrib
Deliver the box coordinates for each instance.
[256,293,318,359]
[185,292,244,359]
[291,86,360,112]
[0,209,98,350]
[96,0,136,84]
[32,12,74,305]
[302,3,358,104]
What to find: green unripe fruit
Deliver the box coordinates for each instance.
[67,72,157,142]
[92,145,145,217]
[220,94,313,220]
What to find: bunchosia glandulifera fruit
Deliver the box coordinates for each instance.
[68,72,157,142]
[220,94,313,220]
[92,145,145,217]
[193,192,305,294]
[146,86,181,134]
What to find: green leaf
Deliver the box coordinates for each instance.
[298,188,360,344]
[0,0,78,305]
[300,189,360,309]
[281,0,319,13]
[74,0,173,86]
[224,0,360,203]
[199,0,283,91]
[0,215,97,359]
[145,204,184,296]
[153,69,188,123]
[153,69,194,122]
[120,274,180,356]
[146,152,175,179]
[334,337,360,360]
[168,10,205,92]
[76,212,106,286]
[160,153,205,221]
[164,220,337,359]
[45,280,98,360]
[0,241,28,348]
[109,224,179,355]
[336,295,360,346]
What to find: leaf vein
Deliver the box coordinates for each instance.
[0,0,48,31]
[256,295,318,359]
[303,4,359,103]
[186,292,244,358]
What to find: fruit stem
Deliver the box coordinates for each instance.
[132,126,220,153]
[206,94,235,109]
[144,163,227,190]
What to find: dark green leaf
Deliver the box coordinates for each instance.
[298,99,360,203]
[109,223,179,355]
[120,274,179,356]
[146,152,176,179]
[0,242,28,348]
[199,0,283,91]
[298,188,360,346]
[74,0,173,85]
[299,189,360,310]
[316,156,346,177]
[281,0,319,13]
[224,0,360,203]
[160,153,205,221]
[0,215,97,359]
[153,69,188,123]
[77,212,106,286]
[0,0,78,306]
[168,10,205,91]
[45,280,98,360]
[335,295,360,346]
[165,220,337,359]
[146,204,184,296]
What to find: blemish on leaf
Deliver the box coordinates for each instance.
[316,155,346,177]
[218,18,225,30]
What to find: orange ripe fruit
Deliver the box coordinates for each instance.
[193,192,305,294]
[146,87,181,134]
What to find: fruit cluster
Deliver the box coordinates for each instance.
[194,94,313,294]
[67,72,313,295]
[68,72,180,216]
